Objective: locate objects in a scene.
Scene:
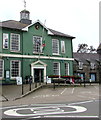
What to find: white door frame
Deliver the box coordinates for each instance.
[31,60,47,83]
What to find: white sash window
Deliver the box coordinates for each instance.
[52,39,59,55]
[61,41,65,53]
[33,36,42,53]
[65,63,69,75]
[11,60,20,78]
[53,62,60,75]
[11,33,20,52]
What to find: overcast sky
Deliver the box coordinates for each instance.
[0,0,100,52]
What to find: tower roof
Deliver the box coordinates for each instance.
[20,9,30,13]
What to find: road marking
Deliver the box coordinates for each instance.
[94,86,99,90]
[44,115,99,118]
[71,88,74,94]
[68,100,95,105]
[0,104,28,110]
[61,88,67,94]
[33,94,59,99]
[4,105,87,117]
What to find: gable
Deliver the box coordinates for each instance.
[31,60,47,67]
[22,20,54,35]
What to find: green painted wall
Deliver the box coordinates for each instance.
[1,22,74,84]
[2,28,23,55]
[0,27,2,53]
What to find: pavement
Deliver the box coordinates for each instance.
[0,83,99,106]
[0,83,43,102]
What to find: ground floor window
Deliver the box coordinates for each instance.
[90,73,96,82]
[65,63,69,75]
[11,60,20,78]
[0,59,4,78]
[53,62,60,75]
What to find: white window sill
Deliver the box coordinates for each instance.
[33,52,44,55]
[52,53,60,56]
[10,51,21,53]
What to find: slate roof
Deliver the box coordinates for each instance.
[0,20,28,30]
[48,28,75,38]
[73,52,100,64]
[0,20,75,38]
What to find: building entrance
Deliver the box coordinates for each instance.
[34,69,44,82]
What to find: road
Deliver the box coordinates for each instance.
[1,99,99,120]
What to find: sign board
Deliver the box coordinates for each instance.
[16,77,22,85]
[6,71,10,81]
[47,77,51,83]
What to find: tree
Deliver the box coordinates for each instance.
[77,44,88,53]
[77,44,97,53]
[88,46,96,53]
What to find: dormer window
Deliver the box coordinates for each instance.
[78,62,83,69]
[90,63,95,69]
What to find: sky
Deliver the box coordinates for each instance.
[0,0,100,52]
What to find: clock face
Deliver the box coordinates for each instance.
[35,25,39,30]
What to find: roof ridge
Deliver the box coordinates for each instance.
[2,20,18,23]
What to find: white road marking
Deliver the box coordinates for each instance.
[44,115,99,118]
[33,94,59,99]
[0,104,28,110]
[94,86,99,90]
[68,100,94,105]
[81,91,92,94]
[61,88,67,94]
[4,105,87,117]
[71,88,75,94]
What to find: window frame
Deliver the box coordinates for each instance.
[0,59,4,79]
[53,62,60,75]
[90,62,95,70]
[65,63,69,75]
[52,39,59,55]
[33,36,42,53]
[78,61,83,70]
[3,33,9,49]
[10,60,21,79]
[61,41,65,53]
[10,33,20,52]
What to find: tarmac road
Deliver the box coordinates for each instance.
[1,84,99,107]
[1,99,99,120]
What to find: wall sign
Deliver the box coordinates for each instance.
[6,70,10,81]
[16,77,22,85]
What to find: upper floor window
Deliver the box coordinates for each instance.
[52,39,59,55]
[90,63,95,69]
[3,33,9,49]
[0,59,4,78]
[33,36,42,53]
[11,60,20,78]
[10,33,20,52]
[61,41,65,53]
[65,63,69,75]
[53,62,60,75]
[78,62,83,69]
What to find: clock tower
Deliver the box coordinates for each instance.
[20,0,32,24]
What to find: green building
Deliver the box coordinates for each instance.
[0,9,75,84]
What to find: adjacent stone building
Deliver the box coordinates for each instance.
[73,53,100,83]
[97,43,101,83]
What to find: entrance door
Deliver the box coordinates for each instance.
[34,69,44,82]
